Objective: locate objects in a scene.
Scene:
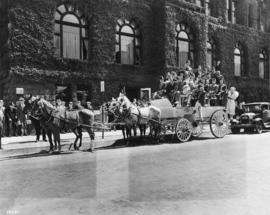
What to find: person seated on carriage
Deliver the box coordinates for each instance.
[86,101,94,111]
[217,78,227,106]
[55,98,66,112]
[204,78,211,106]
[67,101,74,111]
[159,75,166,90]
[212,70,224,85]
[182,81,192,106]
[208,78,219,106]
[132,98,138,106]
[192,84,205,122]
[73,100,84,110]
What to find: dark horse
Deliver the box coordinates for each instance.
[31,98,95,152]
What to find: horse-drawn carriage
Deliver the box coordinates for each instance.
[150,98,229,142]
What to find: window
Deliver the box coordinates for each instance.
[259,50,268,79]
[234,43,244,77]
[206,40,216,69]
[54,4,88,60]
[176,23,194,68]
[115,19,141,65]
[226,0,235,23]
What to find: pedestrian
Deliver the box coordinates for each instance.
[226,87,239,120]
[0,100,5,138]
[67,101,74,111]
[17,97,27,136]
[4,102,17,136]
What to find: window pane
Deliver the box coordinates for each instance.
[58,5,66,13]
[115,44,120,63]
[54,11,61,20]
[178,40,189,68]
[121,25,134,34]
[63,14,80,24]
[234,48,240,55]
[121,35,134,64]
[259,61,265,79]
[234,55,241,76]
[179,31,188,40]
[82,28,86,37]
[63,25,80,59]
[82,39,88,60]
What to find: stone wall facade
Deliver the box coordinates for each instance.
[1,0,270,105]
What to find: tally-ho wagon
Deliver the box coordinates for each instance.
[150,98,229,142]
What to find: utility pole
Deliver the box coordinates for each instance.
[100,81,105,139]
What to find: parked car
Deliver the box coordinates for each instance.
[231,102,270,134]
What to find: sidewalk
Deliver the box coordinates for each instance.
[0,130,123,151]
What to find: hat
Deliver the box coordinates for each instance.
[19,97,25,101]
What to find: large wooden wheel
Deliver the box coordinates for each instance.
[210,110,228,138]
[176,118,192,142]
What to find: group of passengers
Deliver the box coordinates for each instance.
[153,60,227,108]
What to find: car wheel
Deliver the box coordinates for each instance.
[231,128,240,134]
[255,122,263,134]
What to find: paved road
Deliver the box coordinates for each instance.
[0,131,270,215]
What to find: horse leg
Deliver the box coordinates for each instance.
[47,129,54,152]
[86,127,95,152]
[122,126,126,140]
[77,127,83,149]
[71,128,79,151]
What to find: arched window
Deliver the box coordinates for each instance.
[54,4,88,60]
[234,43,244,77]
[176,23,194,68]
[115,19,141,65]
[259,50,268,79]
[206,39,216,69]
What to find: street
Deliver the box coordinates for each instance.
[0,131,270,215]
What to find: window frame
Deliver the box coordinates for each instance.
[259,49,268,79]
[234,43,244,77]
[54,4,89,60]
[175,23,194,68]
[115,19,142,65]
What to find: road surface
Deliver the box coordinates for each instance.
[0,131,270,215]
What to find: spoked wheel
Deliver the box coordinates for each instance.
[192,121,204,137]
[176,118,192,143]
[210,110,229,138]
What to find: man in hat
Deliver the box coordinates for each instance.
[17,97,27,136]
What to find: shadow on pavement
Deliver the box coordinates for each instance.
[0,150,74,162]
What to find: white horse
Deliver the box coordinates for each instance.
[117,95,162,141]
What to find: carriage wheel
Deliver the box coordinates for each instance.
[192,121,204,137]
[176,118,192,142]
[210,110,228,138]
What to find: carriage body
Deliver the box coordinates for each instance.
[150,99,229,142]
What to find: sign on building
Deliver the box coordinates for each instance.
[16,88,24,95]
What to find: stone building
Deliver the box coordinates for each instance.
[0,0,270,105]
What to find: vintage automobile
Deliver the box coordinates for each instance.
[231,102,270,134]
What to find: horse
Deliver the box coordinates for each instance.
[34,98,95,152]
[107,99,128,140]
[117,95,162,141]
